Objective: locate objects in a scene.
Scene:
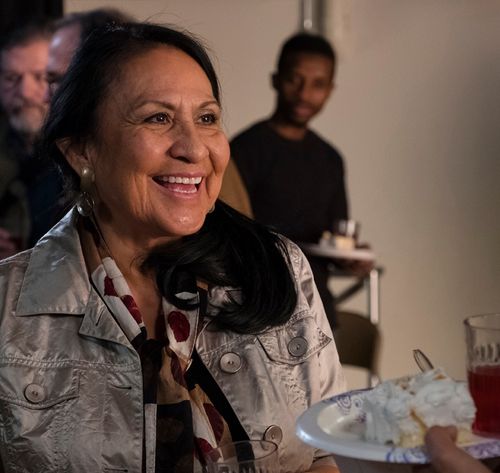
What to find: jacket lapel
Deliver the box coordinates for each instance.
[78,290,132,347]
[14,209,132,348]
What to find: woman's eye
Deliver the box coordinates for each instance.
[146,113,169,124]
[199,113,218,125]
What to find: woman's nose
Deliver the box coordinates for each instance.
[168,121,209,163]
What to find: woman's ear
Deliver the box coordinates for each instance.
[55,138,91,176]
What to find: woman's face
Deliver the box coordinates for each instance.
[85,46,229,246]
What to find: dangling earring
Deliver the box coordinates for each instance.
[76,166,95,217]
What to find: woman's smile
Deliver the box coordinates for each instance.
[152,174,204,197]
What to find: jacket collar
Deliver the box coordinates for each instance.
[15,208,91,317]
[14,208,133,347]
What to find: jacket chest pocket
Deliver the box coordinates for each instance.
[0,363,79,472]
[257,311,331,364]
[256,312,331,400]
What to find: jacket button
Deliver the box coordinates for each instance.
[263,425,283,444]
[24,384,46,404]
[219,352,242,373]
[287,336,308,357]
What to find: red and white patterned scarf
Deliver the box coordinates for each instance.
[82,222,232,472]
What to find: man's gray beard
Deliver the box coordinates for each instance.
[9,108,45,140]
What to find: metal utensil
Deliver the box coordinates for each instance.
[413,349,435,372]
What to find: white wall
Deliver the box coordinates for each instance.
[65,0,500,383]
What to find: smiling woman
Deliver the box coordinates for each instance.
[62,46,229,245]
[0,23,345,473]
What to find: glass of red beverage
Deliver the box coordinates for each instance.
[465,313,500,437]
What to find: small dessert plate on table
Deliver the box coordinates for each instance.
[296,389,500,466]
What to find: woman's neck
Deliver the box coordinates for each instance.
[80,215,166,339]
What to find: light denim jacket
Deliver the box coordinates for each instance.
[0,210,345,473]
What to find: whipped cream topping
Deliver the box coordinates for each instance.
[363,368,476,446]
[319,230,355,250]
[413,377,476,429]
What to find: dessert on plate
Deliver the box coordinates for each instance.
[363,368,476,447]
[319,230,356,250]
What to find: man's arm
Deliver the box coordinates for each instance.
[329,152,374,276]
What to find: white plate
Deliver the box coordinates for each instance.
[296,389,500,464]
[301,243,375,261]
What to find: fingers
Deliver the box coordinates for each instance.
[424,426,491,473]
[425,425,458,449]
[424,426,459,471]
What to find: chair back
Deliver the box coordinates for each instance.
[334,310,381,386]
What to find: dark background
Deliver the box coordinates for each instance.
[0,0,63,34]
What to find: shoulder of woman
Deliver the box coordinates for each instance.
[0,249,31,278]
[275,235,310,276]
[0,250,32,327]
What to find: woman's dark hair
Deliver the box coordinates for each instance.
[40,22,297,334]
[148,201,298,334]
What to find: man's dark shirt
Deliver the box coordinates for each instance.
[231,120,348,328]
[3,122,64,247]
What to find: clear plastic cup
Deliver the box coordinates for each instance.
[204,440,279,473]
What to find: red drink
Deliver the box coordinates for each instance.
[468,365,500,437]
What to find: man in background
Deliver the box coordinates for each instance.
[46,8,132,100]
[0,21,56,258]
[230,32,370,329]
[0,10,133,261]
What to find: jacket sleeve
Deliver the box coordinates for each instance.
[289,240,346,396]
[286,240,347,464]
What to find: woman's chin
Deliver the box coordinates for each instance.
[156,213,206,239]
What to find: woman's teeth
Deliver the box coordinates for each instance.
[158,176,202,184]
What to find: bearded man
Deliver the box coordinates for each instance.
[0,21,62,258]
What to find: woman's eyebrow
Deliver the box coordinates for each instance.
[131,98,220,110]
[131,99,176,110]
[198,100,220,109]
